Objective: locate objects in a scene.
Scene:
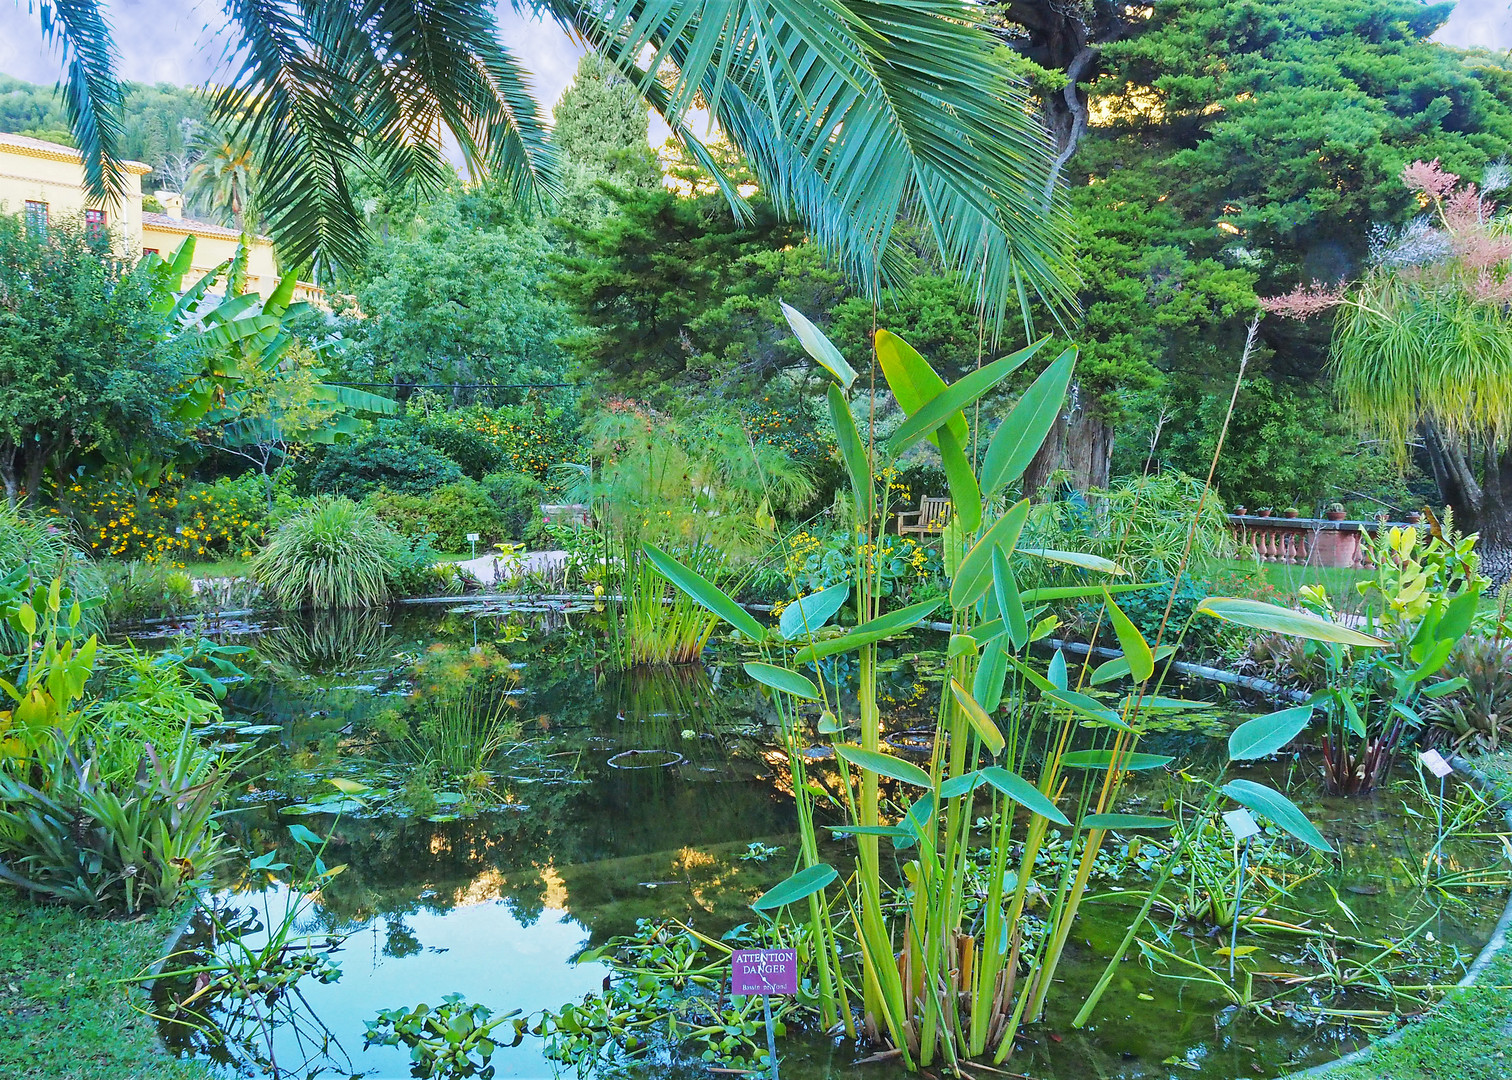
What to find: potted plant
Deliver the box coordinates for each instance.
[1232,503,1247,516]
[1326,502,1346,521]
[1284,506,1301,518]
[1257,506,1273,518]
[1406,510,1424,524]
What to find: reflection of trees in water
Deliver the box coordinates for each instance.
[256,609,400,678]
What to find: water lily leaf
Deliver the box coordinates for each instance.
[1060,750,1173,771]
[783,303,857,389]
[835,744,933,789]
[1195,597,1386,648]
[745,662,820,700]
[1082,814,1176,831]
[980,347,1077,496]
[779,582,851,641]
[644,543,766,642]
[1227,706,1313,761]
[753,863,839,911]
[1222,778,1334,853]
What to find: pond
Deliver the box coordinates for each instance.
[137,604,1511,1080]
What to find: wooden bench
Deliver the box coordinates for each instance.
[896,496,952,538]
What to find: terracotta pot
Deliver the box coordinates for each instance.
[1284,509,1300,518]
[1258,509,1272,518]
[1326,510,1346,521]
[1233,505,1247,516]
[1406,511,1424,524]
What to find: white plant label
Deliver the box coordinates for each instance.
[1420,749,1454,778]
[466,533,481,543]
[1223,808,1262,842]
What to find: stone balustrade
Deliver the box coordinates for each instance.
[1227,515,1419,569]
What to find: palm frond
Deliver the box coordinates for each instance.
[212,0,558,273]
[34,0,127,204]
[529,0,1076,328]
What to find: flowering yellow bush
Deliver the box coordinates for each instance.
[62,474,268,562]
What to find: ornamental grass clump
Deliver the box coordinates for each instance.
[252,498,400,609]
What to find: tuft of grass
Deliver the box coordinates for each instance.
[251,498,398,609]
[0,890,212,1080]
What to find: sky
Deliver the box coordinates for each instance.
[0,0,1508,133]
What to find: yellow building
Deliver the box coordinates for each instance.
[0,130,314,301]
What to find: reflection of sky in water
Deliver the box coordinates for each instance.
[259,888,610,1078]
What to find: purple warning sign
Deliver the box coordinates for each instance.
[731,949,798,995]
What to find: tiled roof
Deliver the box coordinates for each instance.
[141,212,267,242]
[0,130,152,174]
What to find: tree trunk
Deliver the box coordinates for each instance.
[0,447,18,508]
[1023,384,1113,496]
[1420,421,1512,583]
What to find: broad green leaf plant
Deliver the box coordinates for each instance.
[647,313,1335,1068]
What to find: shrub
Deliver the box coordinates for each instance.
[412,417,506,479]
[312,431,465,498]
[367,480,506,552]
[252,498,401,608]
[0,728,227,913]
[99,560,196,622]
[63,471,270,562]
[480,471,544,540]
[0,504,103,648]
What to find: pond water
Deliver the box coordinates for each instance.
[138,604,1511,1080]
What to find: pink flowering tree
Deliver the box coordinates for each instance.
[1262,158,1512,578]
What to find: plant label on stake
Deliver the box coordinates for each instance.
[1223,809,1260,979]
[466,532,480,558]
[1420,749,1454,869]
[732,949,797,1079]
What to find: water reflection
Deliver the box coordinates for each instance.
[143,607,1509,1080]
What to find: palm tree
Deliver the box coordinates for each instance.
[1286,159,1512,579]
[31,0,1073,321]
[186,128,258,231]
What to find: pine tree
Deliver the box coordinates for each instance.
[551,55,663,232]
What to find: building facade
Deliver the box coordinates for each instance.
[0,130,309,300]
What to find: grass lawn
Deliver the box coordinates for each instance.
[0,891,210,1080]
[1293,749,1512,1079]
[181,557,252,579]
[1209,558,1376,604]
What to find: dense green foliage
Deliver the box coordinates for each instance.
[0,220,188,504]
[252,499,408,609]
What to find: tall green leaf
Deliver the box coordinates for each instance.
[875,329,968,448]
[950,500,1030,608]
[827,385,873,525]
[1222,779,1334,853]
[949,679,1005,756]
[745,662,821,700]
[886,339,1048,456]
[980,347,1078,496]
[1104,590,1153,683]
[644,543,766,642]
[1227,706,1313,761]
[792,599,944,663]
[753,863,839,910]
[779,582,851,641]
[1196,598,1387,647]
[784,303,858,389]
[835,744,933,789]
